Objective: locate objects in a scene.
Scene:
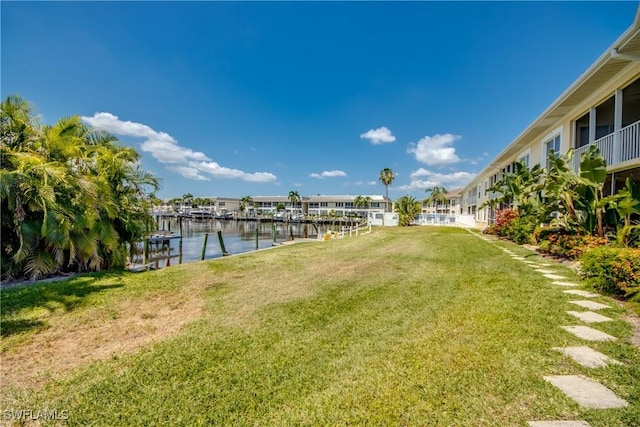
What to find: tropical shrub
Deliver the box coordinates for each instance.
[493,208,519,235]
[581,246,640,299]
[1,96,159,280]
[502,216,537,244]
[538,232,608,259]
[394,195,421,226]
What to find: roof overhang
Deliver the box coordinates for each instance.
[476,6,640,178]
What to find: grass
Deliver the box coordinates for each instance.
[1,227,639,426]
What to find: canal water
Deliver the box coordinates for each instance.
[146,218,338,266]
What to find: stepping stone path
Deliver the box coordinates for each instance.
[568,300,610,311]
[553,346,622,368]
[563,290,600,298]
[470,231,629,422]
[528,422,591,427]
[567,311,613,323]
[561,325,617,341]
[543,375,628,408]
[552,281,579,287]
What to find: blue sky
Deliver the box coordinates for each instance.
[2,1,638,200]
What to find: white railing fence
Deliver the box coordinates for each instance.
[573,119,640,170]
[620,120,640,163]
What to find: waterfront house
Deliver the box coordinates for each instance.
[306,195,392,219]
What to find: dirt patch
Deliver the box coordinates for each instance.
[625,314,640,347]
[0,290,203,391]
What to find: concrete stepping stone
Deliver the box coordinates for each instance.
[553,346,622,368]
[568,300,610,310]
[535,268,555,274]
[543,375,628,408]
[552,281,579,287]
[544,273,567,280]
[567,311,613,323]
[562,325,617,341]
[528,422,591,427]
[563,290,600,298]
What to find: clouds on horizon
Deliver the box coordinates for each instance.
[310,170,348,179]
[407,133,461,166]
[360,126,396,145]
[398,168,475,192]
[82,112,277,183]
[343,180,377,187]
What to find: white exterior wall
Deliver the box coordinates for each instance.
[461,11,640,228]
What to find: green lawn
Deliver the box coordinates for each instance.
[1,227,638,426]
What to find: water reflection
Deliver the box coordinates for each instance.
[145,219,336,266]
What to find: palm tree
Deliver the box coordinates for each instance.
[394,195,422,226]
[379,168,395,199]
[288,190,300,216]
[1,95,159,280]
[239,195,254,216]
[425,186,449,214]
[353,195,371,218]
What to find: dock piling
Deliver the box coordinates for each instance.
[201,233,209,260]
[217,230,228,255]
[255,227,259,250]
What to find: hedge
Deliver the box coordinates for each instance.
[580,246,640,300]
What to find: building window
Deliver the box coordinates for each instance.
[335,202,344,207]
[371,202,380,208]
[575,112,590,148]
[545,135,561,158]
[345,202,353,208]
[320,202,328,207]
[219,202,225,207]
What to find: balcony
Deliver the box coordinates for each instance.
[573,120,640,170]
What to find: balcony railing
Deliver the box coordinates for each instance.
[620,120,640,163]
[573,120,640,170]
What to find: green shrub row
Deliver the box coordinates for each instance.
[580,246,640,300]
[537,232,609,260]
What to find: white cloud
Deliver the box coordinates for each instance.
[407,133,461,166]
[193,161,276,183]
[360,126,396,145]
[399,169,475,191]
[345,180,377,186]
[82,112,277,183]
[310,170,348,179]
[83,112,209,164]
[166,166,210,181]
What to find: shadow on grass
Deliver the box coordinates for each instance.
[1,318,46,337]
[1,272,125,337]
